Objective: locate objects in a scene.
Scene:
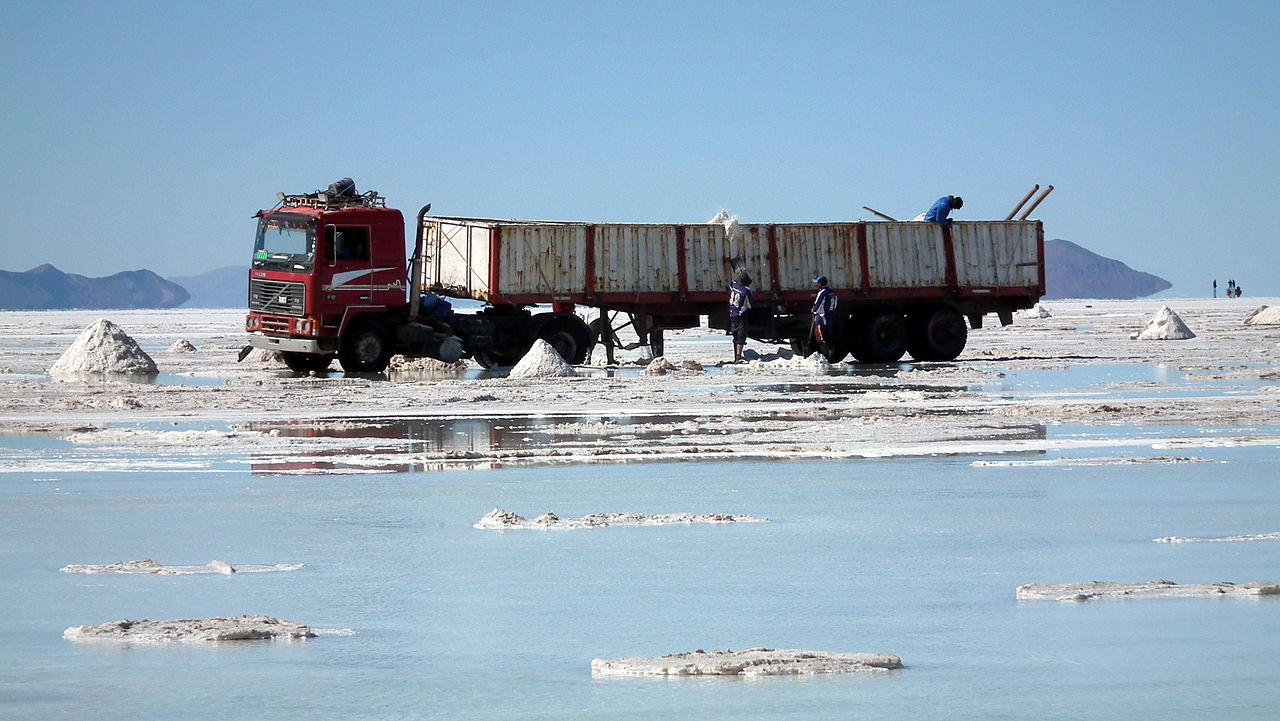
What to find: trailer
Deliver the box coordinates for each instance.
[419,214,1044,364]
[245,179,1044,373]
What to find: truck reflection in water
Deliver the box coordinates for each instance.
[244,414,1046,475]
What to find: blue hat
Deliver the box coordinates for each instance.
[812,275,827,284]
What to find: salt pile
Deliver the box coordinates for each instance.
[1015,579,1280,602]
[509,339,577,378]
[64,615,315,643]
[388,354,467,373]
[591,648,902,677]
[48,319,158,376]
[167,339,197,353]
[1017,304,1052,319]
[238,347,287,367]
[474,508,769,530]
[1129,305,1196,340]
[642,356,678,375]
[737,352,831,373]
[1154,532,1280,544]
[60,559,304,574]
[1243,305,1280,325]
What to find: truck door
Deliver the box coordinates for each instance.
[323,225,374,313]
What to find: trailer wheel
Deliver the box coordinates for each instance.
[281,352,333,373]
[849,310,908,363]
[339,319,392,373]
[537,316,592,365]
[907,306,968,362]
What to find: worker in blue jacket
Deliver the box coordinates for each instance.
[923,195,963,226]
[728,271,754,363]
[811,275,837,358]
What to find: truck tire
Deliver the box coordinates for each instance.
[907,306,968,362]
[339,319,392,373]
[537,316,592,365]
[849,309,908,363]
[281,352,333,373]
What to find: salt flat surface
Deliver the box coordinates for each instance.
[64,615,315,643]
[1015,580,1280,601]
[473,508,769,530]
[591,648,902,676]
[1,303,1277,467]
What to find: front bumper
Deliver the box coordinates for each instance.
[248,334,338,354]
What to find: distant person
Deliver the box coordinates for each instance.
[811,275,838,358]
[923,195,963,227]
[728,271,754,363]
[1213,279,1217,298]
[1235,285,1243,298]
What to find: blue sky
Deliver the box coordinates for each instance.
[3,1,1277,297]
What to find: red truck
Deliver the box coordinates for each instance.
[246,179,1045,373]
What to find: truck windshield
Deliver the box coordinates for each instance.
[253,213,315,271]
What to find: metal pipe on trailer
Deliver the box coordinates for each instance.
[1004,185,1039,221]
[1016,185,1054,220]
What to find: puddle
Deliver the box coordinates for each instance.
[977,363,1275,400]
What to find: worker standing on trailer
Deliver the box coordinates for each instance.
[728,271,754,364]
[811,275,838,359]
[923,195,963,226]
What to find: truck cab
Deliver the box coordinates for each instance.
[246,184,410,371]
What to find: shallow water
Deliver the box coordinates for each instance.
[2,442,1278,720]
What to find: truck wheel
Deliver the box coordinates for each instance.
[339,319,392,373]
[850,310,908,363]
[281,352,333,373]
[537,316,592,365]
[907,306,968,362]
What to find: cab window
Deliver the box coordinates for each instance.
[325,227,369,263]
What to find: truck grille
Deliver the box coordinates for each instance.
[250,279,305,316]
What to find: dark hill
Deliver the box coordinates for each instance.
[0,265,189,310]
[1044,239,1171,299]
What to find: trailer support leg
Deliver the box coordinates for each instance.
[601,311,616,365]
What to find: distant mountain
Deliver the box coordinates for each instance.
[1044,239,1172,299]
[169,265,247,308]
[0,265,189,310]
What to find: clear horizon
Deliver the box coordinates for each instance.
[3,1,1277,296]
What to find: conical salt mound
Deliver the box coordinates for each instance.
[509,339,578,378]
[1129,305,1196,341]
[49,319,158,376]
[1244,305,1280,326]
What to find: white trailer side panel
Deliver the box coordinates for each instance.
[680,224,732,294]
[865,222,948,288]
[772,224,862,291]
[499,225,587,295]
[950,221,1039,288]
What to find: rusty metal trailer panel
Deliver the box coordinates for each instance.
[423,216,1043,312]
